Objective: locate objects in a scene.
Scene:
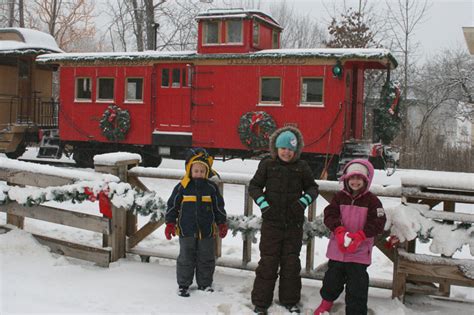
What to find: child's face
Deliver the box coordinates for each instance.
[277,147,295,162]
[348,174,366,192]
[191,163,207,179]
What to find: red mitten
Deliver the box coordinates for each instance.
[218,223,228,238]
[346,230,366,253]
[165,223,176,240]
[334,226,347,252]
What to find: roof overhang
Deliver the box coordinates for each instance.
[463,27,474,55]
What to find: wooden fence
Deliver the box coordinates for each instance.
[1,157,473,302]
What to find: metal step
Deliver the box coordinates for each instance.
[37,129,62,159]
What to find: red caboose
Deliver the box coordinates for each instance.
[37,8,397,178]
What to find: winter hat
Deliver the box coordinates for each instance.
[275,131,298,151]
[345,162,369,177]
[181,148,219,188]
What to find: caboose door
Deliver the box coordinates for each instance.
[155,64,192,132]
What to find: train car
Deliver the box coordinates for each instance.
[0,28,62,158]
[37,9,398,178]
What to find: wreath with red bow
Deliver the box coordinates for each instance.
[237,111,277,150]
[99,105,130,142]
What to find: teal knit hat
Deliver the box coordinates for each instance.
[275,131,298,151]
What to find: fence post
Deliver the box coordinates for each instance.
[243,184,253,265]
[305,201,316,272]
[94,156,140,261]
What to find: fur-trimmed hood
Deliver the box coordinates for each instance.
[269,126,304,162]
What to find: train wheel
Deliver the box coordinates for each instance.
[142,152,162,167]
[5,142,26,159]
[73,150,94,168]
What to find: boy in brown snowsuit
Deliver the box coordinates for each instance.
[249,126,319,314]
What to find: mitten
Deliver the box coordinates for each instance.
[298,194,313,209]
[346,230,366,253]
[218,223,228,238]
[165,223,176,240]
[334,226,347,252]
[255,196,270,213]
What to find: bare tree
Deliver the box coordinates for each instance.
[385,0,429,100]
[410,47,473,145]
[8,0,14,26]
[130,0,145,51]
[25,0,97,52]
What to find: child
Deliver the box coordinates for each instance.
[314,159,386,315]
[249,126,319,314]
[164,148,228,297]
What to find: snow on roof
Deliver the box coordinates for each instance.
[0,28,62,54]
[37,50,196,63]
[196,8,280,27]
[37,48,397,68]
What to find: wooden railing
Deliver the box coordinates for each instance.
[1,156,472,301]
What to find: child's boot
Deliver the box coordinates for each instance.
[178,286,190,297]
[314,299,333,315]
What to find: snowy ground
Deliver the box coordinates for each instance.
[1,150,473,314]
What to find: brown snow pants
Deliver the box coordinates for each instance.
[251,221,304,308]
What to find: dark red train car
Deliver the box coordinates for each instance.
[37,9,398,178]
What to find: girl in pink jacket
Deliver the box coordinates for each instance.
[314,159,386,315]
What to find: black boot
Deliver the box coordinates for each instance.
[254,305,268,315]
[198,285,214,292]
[283,304,300,313]
[178,286,190,297]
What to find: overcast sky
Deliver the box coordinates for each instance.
[275,0,473,61]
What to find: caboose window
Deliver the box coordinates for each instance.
[97,78,114,101]
[260,78,281,103]
[226,20,242,43]
[75,77,91,100]
[203,21,220,44]
[253,22,259,46]
[172,69,180,87]
[272,30,279,48]
[301,78,323,105]
[161,69,169,87]
[126,78,143,102]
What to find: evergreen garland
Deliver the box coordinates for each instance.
[99,105,131,142]
[373,81,402,144]
[237,111,277,150]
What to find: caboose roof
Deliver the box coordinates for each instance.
[37,48,397,68]
[0,27,63,55]
[196,8,282,29]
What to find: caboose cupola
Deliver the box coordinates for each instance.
[196,8,282,54]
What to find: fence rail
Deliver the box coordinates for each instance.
[1,156,473,302]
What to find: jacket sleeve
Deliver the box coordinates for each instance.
[323,192,343,232]
[301,161,319,203]
[248,158,268,201]
[363,193,386,238]
[165,183,183,224]
[210,181,227,225]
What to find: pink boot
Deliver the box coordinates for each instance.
[314,299,333,315]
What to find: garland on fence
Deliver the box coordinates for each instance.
[2,182,472,251]
[99,105,131,142]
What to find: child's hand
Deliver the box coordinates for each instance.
[165,223,176,240]
[346,230,366,253]
[218,223,228,238]
[334,226,347,252]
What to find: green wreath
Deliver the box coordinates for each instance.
[237,111,277,149]
[99,105,131,141]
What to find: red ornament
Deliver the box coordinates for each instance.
[384,235,400,249]
[84,187,97,202]
[99,191,112,218]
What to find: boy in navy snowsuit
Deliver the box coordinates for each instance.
[164,148,228,297]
